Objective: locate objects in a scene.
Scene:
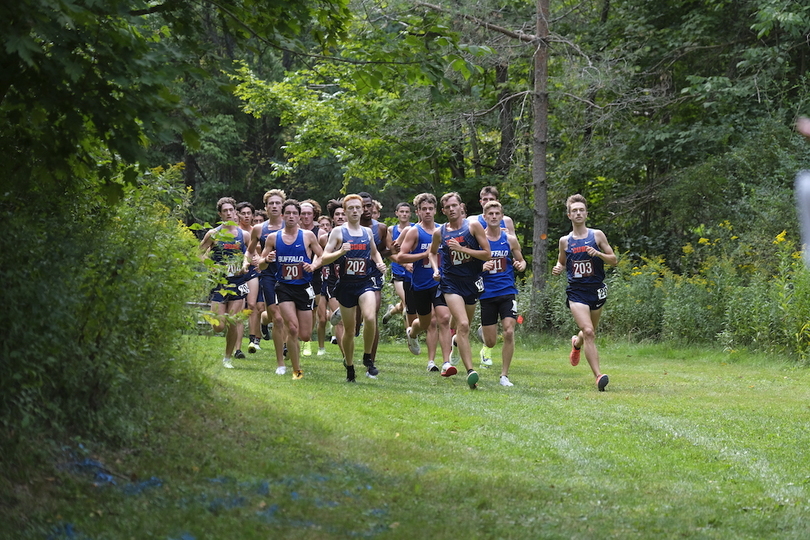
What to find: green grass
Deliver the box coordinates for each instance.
[6,334,810,539]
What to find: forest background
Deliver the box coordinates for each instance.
[2,0,810,490]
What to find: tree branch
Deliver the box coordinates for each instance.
[415,2,541,44]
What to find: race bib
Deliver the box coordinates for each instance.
[237,282,250,296]
[451,250,471,265]
[281,262,304,281]
[306,285,315,299]
[345,257,367,276]
[475,277,484,293]
[572,260,594,278]
[597,285,608,300]
[489,257,507,274]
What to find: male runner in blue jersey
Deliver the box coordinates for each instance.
[479,201,527,386]
[260,199,323,380]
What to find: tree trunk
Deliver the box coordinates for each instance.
[495,63,516,174]
[529,0,550,326]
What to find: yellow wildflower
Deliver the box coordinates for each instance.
[773,230,787,244]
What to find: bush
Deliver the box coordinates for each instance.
[0,165,207,465]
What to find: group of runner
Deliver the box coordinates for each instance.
[199,187,616,391]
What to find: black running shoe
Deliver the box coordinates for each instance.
[345,362,356,383]
[363,358,379,377]
[234,349,246,359]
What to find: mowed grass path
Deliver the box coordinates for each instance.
[31,335,810,539]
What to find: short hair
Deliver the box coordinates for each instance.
[480,186,499,199]
[254,209,268,221]
[236,201,255,213]
[440,192,462,208]
[357,191,373,201]
[302,199,321,216]
[216,197,237,213]
[373,200,383,211]
[566,194,588,213]
[263,189,286,204]
[395,202,411,211]
[326,198,344,218]
[343,194,363,208]
[317,214,332,225]
[413,193,437,209]
[281,199,301,214]
[483,200,502,214]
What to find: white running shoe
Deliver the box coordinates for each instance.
[330,308,342,326]
[480,346,493,367]
[499,375,514,387]
[275,366,287,375]
[441,362,458,377]
[426,360,439,372]
[317,347,326,356]
[476,325,484,342]
[222,358,234,369]
[302,341,312,356]
[365,371,378,379]
[406,327,421,355]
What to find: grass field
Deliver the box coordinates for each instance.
[9,333,810,539]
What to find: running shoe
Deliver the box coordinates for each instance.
[480,346,493,367]
[450,336,459,363]
[317,347,326,356]
[406,327,421,355]
[275,366,287,375]
[222,358,234,369]
[569,335,581,366]
[234,349,246,359]
[261,324,272,341]
[476,325,484,342]
[248,339,260,353]
[426,360,440,372]
[597,373,609,392]
[344,362,356,383]
[363,357,379,377]
[382,304,396,324]
[499,375,514,387]
[292,370,304,380]
[302,341,312,356]
[283,343,288,357]
[330,336,338,345]
[365,371,378,379]
[441,362,457,377]
[330,308,342,326]
[466,369,479,389]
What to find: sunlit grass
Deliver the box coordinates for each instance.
[10,334,810,539]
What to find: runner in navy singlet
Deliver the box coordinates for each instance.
[429,192,491,389]
[551,194,617,392]
[322,194,387,383]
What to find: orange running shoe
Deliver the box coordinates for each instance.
[569,335,581,366]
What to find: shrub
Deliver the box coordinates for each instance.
[0,165,206,462]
